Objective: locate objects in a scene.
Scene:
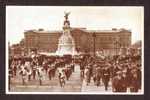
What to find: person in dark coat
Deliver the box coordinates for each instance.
[95,66,102,86]
[121,71,128,92]
[71,63,75,72]
[92,64,97,84]
[130,69,139,92]
[32,64,37,80]
[80,62,85,80]
[9,67,13,90]
[13,64,17,76]
[88,64,93,83]
[102,66,110,91]
[126,64,132,87]
[112,71,123,92]
[51,64,56,78]
[64,65,72,80]
[136,66,141,90]
[43,63,48,74]
[48,66,52,80]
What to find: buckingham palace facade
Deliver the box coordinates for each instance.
[23,28,131,56]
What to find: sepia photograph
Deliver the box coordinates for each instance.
[6,6,144,94]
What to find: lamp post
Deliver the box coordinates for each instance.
[114,39,121,56]
[114,41,117,56]
[92,32,96,57]
[114,36,122,56]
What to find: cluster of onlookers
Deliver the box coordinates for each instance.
[9,53,141,92]
[78,54,141,92]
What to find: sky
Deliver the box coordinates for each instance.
[6,6,144,45]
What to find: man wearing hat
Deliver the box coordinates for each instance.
[102,66,110,91]
[95,65,102,86]
[130,68,140,92]
[121,70,128,92]
[112,71,123,92]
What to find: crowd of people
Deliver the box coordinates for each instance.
[79,54,141,92]
[9,55,75,87]
[9,52,142,92]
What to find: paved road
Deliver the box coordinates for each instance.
[9,64,117,93]
[10,64,82,92]
[81,78,112,93]
[10,64,142,93]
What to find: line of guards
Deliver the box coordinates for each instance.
[9,56,75,88]
[9,54,141,92]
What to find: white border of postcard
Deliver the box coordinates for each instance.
[5,6,144,95]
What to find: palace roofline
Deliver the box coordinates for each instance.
[24,29,62,33]
[24,28,131,34]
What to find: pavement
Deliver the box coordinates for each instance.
[10,64,82,92]
[9,64,113,93]
[81,78,112,92]
[9,65,143,93]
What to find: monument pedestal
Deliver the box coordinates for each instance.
[56,12,77,56]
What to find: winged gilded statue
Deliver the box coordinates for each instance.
[64,11,70,20]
